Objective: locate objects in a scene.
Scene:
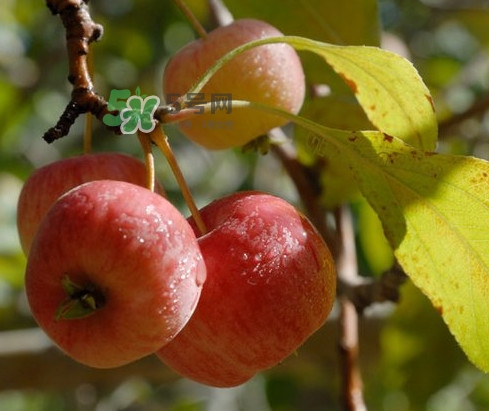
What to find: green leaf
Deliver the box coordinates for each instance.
[356,198,394,276]
[183,36,437,150]
[301,122,489,372]
[228,95,488,371]
[284,37,438,150]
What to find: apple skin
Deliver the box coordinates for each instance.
[17,152,161,255]
[157,191,336,387]
[25,180,206,368]
[163,18,305,150]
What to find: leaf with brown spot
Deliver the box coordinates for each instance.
[188,36,438,151]
[239,100,489,371]
[285,117,489,372]
[283,38,438,150]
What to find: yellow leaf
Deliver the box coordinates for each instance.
[304,123,489,372]
[284,37,438,150]
[186,36,438,151]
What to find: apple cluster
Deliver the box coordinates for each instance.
[18,18,336,388]
[18,152,336,386]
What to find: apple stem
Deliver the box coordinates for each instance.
[172,0,208,39]
[56,276,106,320]
[150,125,207,236]
[137,131,157,193]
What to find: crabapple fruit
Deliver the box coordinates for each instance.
[157,191,336,387]
[17,152,161,255]
[163,18,305,149]
[25,180,206,368]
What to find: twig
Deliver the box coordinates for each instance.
[335,205,367,411]
[43,0,116,143]
[172,0,208,39]
[438,95,489,137]
[339,264,408,314]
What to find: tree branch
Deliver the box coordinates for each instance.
[438,95,489,137]
[43,0,117,143]
[335,205,366,411]
[339,263,408,314]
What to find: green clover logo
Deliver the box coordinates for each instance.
[120,88,160,134]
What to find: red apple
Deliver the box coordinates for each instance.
[17,152,161,255]
[157,191,336,387]
[25,180,206,368]
[163,18,305,150]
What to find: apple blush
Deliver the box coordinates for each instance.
[17,152,162,255]
[25,180,206,368]
[157,191,336,387]
[163,18,305,150]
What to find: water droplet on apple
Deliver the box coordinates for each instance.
[247,277,257,286]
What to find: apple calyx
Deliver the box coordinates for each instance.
[55,275,106,320]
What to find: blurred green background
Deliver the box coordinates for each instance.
[1,0,489,409]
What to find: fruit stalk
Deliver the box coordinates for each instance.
[137,131,157,193]
[335,205,366,411]
[172,0,207,39]
[149,125,207,235]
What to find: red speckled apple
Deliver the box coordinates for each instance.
[25,180,206,368]
[17,152,161,255]
[163,18,305,150]
[157,191,336,387]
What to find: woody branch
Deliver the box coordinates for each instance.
[43,0,116,143]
